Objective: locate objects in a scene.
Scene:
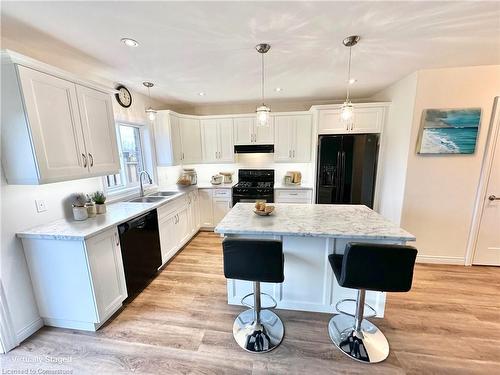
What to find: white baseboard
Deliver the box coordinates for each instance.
[16,317,43,343]
[416,255,465,265]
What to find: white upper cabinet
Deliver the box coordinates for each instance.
[233,116,274,145]
[76,85,120,176]
[154,112,203,165]
[317,104,387,134]
[1,54,120,184]
[274,114,312,162]
[201,118,234,163]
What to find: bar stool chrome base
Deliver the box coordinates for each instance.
[233,309,284,353]
[328,314,389,363]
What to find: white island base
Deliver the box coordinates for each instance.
[224,234,406,317]
[215,203,415,317]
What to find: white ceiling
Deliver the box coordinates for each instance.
[2,1,499,106]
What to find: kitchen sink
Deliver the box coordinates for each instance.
[128,196,166,203]
[148,191,179,197]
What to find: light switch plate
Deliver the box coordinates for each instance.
[35,199,47,213]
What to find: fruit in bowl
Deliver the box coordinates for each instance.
[254,201,275,216]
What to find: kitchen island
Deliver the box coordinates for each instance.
[215,203,415,317]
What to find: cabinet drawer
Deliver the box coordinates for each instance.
[275,189,312,203]
[213,188,232,198]
[157,196,186,220]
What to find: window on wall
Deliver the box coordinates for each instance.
[106,123,154,194]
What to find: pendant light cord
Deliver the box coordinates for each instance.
[261,52,265,105]
[346,46,352,101]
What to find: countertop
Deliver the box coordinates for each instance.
[215,203,415,241]
[16,187,196,241]
[197,182,235,189]
[273,182,313,190]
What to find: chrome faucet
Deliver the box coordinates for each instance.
[139,170,153,197]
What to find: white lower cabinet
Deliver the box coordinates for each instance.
[199,188,232,229]
[22,227,127,331]
[275,189,313,204]
[199,188,214,228]
[157,192,200,266]
[213,198,232,224]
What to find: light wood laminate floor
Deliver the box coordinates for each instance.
[2,232,500,374]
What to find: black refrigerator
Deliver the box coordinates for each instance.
[316,134,379,207]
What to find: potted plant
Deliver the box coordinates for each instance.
[85,194,96,218]
[71,193,88,221]
[92,191,107,214]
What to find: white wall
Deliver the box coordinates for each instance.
[372,73,418,224]
[400,65,500,263]
[157,153,315,187]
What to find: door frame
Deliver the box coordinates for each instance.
[465,97,500,266]
[0,281,19,353]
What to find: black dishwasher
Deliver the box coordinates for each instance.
[118,210,162,302]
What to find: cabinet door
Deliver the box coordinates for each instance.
[254,116,274,144]
[201,119,219,163]
[351,107,385,134]
[154,111,176,166]
[159,213,177,264]
[179,117,202,163]
[274,116,294,162]
[17,66,88,182]
[192,191,201,230]
[217,118,234,162]
[170,115,183,165]
[176,206,191,246]
[76,85,120,176]
[199,189,214,227]
[318,109,348,134]
[293,115,312,162]
[85,228,127,322]
[213,198,231,226]
[233,117,254,145]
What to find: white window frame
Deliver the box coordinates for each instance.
[103,121,157,201]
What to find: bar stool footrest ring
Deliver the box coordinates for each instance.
[335,298,376,318]
[241,292,278,310]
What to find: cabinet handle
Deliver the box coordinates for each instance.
[82,153,87,168]
[182,152,185,160]
[115,232,119,246]
[88,153,94,167]
[215,151,218,159]
[292,150,295,158]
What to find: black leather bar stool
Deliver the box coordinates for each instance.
[222,238,284,353]
[328,242,417,363]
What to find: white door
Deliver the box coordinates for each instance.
[170,115,183,165]
[274,116,293,162]
[199,189,214,227]
[351,107,384,134]
[217,118,234,162]
[318,109,348,134]
[17,65,87,182]
[254,116,274,144]
[201,119,219,162]
[179,117,202,163]
[85,228,127,322]
[213,198,231,225]
[76,85,120,176]
[233,117,254,144]
[474,101,500,265]
[293,115,313,162]
[159,213,177,264]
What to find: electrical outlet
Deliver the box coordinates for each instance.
[35,199,47,213]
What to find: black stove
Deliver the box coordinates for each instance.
[232,169,274,205]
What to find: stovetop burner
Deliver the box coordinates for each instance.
[235,181,273,189]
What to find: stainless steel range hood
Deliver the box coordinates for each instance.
[234,144,274,154]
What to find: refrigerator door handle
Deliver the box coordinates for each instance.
[335,150,341,202]
[340,151,346,200]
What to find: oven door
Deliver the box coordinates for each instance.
[233,194,274,206]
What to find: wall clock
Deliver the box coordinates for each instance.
[115,85,132,108]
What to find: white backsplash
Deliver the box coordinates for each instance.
[157,153,314,186]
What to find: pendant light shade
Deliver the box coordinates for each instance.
[341,35,360,127]
[143,81,157,121]
[255,43,271,127]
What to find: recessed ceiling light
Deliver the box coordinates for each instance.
[348,78,357,85]
[121,38,139,47]
[274,87,283,92]
[198,92,206,96]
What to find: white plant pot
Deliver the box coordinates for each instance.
[73,206,88,221]
[96,204,107,214]
[86,204,96,218]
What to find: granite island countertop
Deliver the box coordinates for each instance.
[215,203,415,241]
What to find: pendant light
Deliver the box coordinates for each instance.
[340,35,360,126]
[255,43,271,127]
[143,81,157,121]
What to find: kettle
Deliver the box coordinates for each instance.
[211,174,223,185]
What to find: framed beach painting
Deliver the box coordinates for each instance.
[416,108,481,154]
